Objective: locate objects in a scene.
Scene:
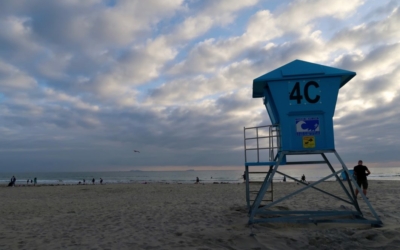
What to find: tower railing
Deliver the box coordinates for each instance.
[244,125,281,164]
[243,125,281,206]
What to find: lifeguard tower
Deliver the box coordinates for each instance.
[244,60,382,226]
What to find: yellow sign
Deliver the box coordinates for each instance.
[303,136,315,148]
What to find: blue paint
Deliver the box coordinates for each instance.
[341,170,354,181]
[252,60,356,152]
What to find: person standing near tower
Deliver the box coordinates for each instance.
[353,160,371,198]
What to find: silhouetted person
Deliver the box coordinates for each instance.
[243,171,246,181]
[354,160,371,198]
[27,179,29,185]
[195,177,199,184]
[8,176,16,186]
[283,176,286,182]
[34,177,37,186]
[83,179,86,185]
[301,174,306,182]
[100,178,103,185]
[92,178,95,185]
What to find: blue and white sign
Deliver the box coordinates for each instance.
[296,117,320,136]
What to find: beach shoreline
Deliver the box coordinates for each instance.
[2,179,399,187]
[1,180,399,249]
[2,168,400,187]
[0,181,239,187]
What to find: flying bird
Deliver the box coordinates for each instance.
[133,150,140,153]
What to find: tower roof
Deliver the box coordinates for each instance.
[253,60,356,98]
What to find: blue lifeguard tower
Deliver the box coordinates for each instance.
[244,60,382,226]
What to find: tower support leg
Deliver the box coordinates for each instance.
[246,150,382,226]
[248,153,285,223]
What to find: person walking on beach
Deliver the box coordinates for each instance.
[100,178,103,185]
[301,174,306,182]
[8,177,13,187]
[353,160,371,198]
[83,179,86,185]
[34,177,37,186]
[11,176,16,186]
[195,177,199,184]
[92,178,95,185]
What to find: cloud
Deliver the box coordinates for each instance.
[334,43,400,79]
[147,59,259,105]
[151,33,332,106]
[168,0,362,75]
[277,0,363,28]
[24,0,183,48]
[0,60,37,92]
[198,0,259,25]
[330,5,400,49]
[1,0,400,171]
[0,16,40,61]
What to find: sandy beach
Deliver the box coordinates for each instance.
[1,181,400,249]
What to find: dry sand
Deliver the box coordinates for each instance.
[1,180,400,250]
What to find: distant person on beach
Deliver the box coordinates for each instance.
[83,179,86,185]
[30,179,33,184]
[283,176,286,182]
[92,178,95,185]
[301,174,306,182]
[195,177,199,184]
[100,178,103,185]
[8,175,17,187]
[34,177,37,186]
[243,171,246,181]
[27,179,29,185]
[353,160,371,198]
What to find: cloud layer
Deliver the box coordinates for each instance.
[0,0,399,171]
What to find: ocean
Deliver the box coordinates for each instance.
[1,167,400,185]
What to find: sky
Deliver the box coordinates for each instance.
[0,0,399,172]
